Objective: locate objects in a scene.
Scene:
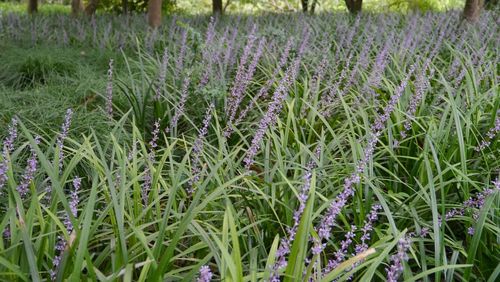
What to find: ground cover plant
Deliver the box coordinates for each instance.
[0,8,499,282]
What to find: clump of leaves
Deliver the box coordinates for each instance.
[1,54,75,89]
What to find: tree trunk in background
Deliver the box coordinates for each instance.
[463,0,484,22]
[85,0,99,16]
[345,0,363,14]
[147,0,163,28]
[28,0,38,14]
[310,0,318,13]
[71,0,83,16]
[213,0,223,15]
[301,0,309,12]
[122,0,128,14]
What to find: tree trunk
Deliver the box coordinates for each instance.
[310,0,318,13]
[213,0,223,15]
[147,0,163,28]
[463,0,484,22]
[301,0,309,12]
[71,0,83,16]
[28,0,38,14]
[85,0,99,16]
[122,0,128,14]
[345,0,363,14]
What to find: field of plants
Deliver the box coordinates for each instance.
[0,8,499,282]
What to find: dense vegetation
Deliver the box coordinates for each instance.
[0,6,499,282]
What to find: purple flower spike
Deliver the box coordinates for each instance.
[359,62,417,171]
[311,62,417,258]
[475,110,500,152]
[419,227,430,238]
[439,179,499,228]
[223,27,239,71]
[17,135,41,198]
[56,109,74,174]
[386,237,411,282]
[199,17,218,88]
[270,145,321,280]
[3,227,11,239]
[320,52,354,117]
[395,65,434,148]
[493,178,500,190]
[371,63,417,133]
[0,117,18,192]
[204,17,216,48]
[312,173,360,255]
[323,225,357,274]
[467,227,475,235]
[338,204,383,280]
[154,48,169,101]
[70,177,81,218]
[227,37,266,128]
[52,176,81,281]
[355,204,383,255]
[106,59,114,118]
[149,120,161,153]
[143,119,161,206]
[176,29,188,73]
[166,76,191,133]
[188,103,215,194]
[361,36,392,100]
[225,28,258,120]
[64,176,81,234]
[244,57,301,169]
[142,171,152,206]
[3,117,18,155]
[227,38,293,138]
[197,265,213,282]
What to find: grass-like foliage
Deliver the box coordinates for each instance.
[0,10,499,282]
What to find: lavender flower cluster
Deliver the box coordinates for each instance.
[188,103,215,195]
[0,117,18,192]
[323,224,357,274]
[309,62,417,260]
[197,265,213,282]
[199,17,217,88]
[394,64,435,148]
[175,29,188,74]
[50,176,81,281]
[385,236,411,282]
[270,145,321,280]
[226,37,265,129]
[142,120,161,206]
[243,57,302,169]
[106,59,114,118]
[228,38,293,136]
[320,52,354,117]
[0,11,498,282]
[225,26,258,118]
[361,36,392,100]
[439,178,500,234]
[56,109,74,174]
[166,76,190,133]
[475,110,500,152]
[154,48,169,101]
[355,204,383,255]
[385,228,430,282]
[17,135,41,198]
